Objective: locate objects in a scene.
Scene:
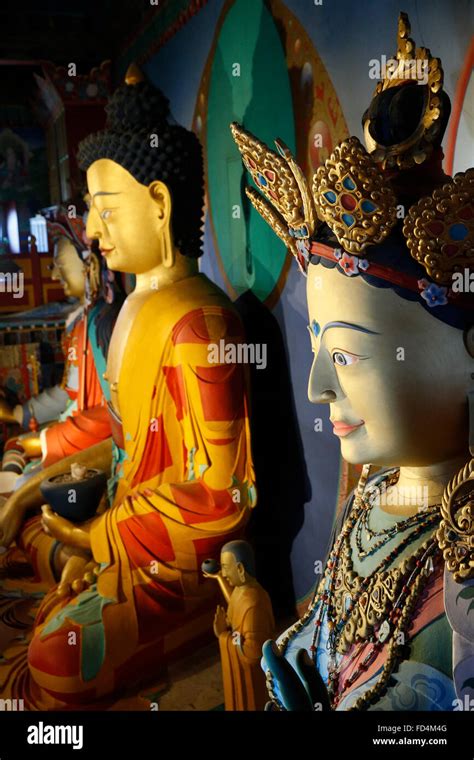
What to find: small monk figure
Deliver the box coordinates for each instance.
[204,540,275,711]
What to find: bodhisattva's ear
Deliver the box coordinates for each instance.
[148,180,172,225]
[464,325,474,359]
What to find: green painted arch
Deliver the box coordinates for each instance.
[206,0,295,302]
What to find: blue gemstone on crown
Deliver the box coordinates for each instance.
[324,191,337,204]
[361,200,377,213]
[311,319,321,337]
[342,214,355,228]
[449,223,468,241]
[257,173,268,187]
[342,175,356,191]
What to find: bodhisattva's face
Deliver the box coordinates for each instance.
[306,263,473,467]
[86,159,172,275]
[52,238,85,299]
[220,551,244,587]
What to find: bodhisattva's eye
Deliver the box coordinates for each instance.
[332,350,360,367]
[100,209,112,221]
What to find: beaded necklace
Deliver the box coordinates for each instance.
[274,466,446,710]
[355,494,439,560]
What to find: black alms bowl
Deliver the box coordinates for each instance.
[201,558,219,575]
[40,468,107,523]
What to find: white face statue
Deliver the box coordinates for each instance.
[306,263,473,467]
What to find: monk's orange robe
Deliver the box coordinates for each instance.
[219,583,275,711]
[0,274,255,708]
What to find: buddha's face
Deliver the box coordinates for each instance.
[220,551,245,587]
[52,237,85,299]
[306,263,473,466]
[86,159,171,275]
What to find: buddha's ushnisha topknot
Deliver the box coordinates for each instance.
[77,71,204,259]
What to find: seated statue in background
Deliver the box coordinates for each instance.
[231,13,474,711]
[0,210,120,484]
[0,216,87,476]
[0,213,124,588]
[0,65,255,709]
[204,540,274,711]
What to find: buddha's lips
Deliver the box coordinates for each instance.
[100,247,115,257]
[331,419,365,437]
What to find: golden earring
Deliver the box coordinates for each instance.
[437,389,474,582]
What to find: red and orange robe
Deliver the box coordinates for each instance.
[0,273,255,708]
[0,304,112,588]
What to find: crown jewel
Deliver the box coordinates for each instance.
[404,170,474,285]
[312,137,397,254]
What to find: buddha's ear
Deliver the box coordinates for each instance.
[148,180,172,225]
[463,326,474,358]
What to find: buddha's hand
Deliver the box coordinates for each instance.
[262,641,331,712]
[0,491,26,547]
[41,505,92,550]
[56,551,99,599]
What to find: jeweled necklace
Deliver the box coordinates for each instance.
[355,484,440,559]
[273,466,444,711]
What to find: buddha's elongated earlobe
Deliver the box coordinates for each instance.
[161,225,175,269]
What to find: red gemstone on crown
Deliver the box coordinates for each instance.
[459,205,474,221]
[340,194,357,211]
[443,243,459,257]
[426,221,444,236]
[265,170,276,183]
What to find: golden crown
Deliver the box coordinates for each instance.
[230,122,474,299]
[363,12,445,170]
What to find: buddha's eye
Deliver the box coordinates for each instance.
[332,350,359,367]
[100,209,112,221]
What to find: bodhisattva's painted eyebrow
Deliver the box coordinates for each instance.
[319,321,381,339]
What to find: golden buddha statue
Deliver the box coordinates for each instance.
[231,13,474,711]
[0,67,255,709]
[203,540,274,710]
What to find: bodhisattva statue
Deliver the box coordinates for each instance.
[0,212,124,587]
[203,540,274,710]
[231,13,474,711]
[0,66,255,708]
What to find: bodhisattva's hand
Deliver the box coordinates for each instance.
[262,641,331,712]
[213,604,230,636]
[41,505,92,550]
